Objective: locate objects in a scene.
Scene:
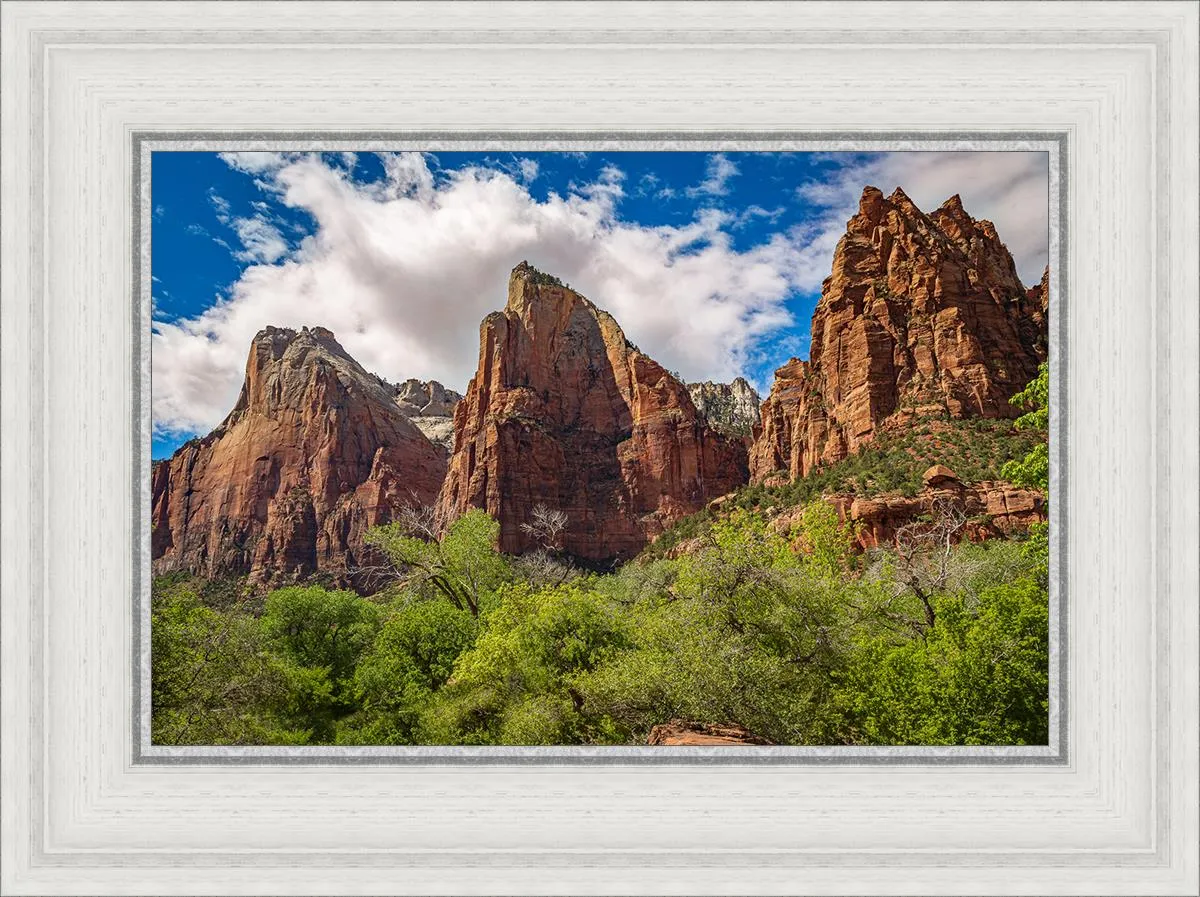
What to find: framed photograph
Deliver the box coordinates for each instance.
[2,1,1196,894]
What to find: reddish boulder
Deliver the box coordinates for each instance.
[922,464,960,487]
[647,720,772,746]
[437,262,749,562]
[151,326,447,588]
[750,187,1048,483]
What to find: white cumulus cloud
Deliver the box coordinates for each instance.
[153,153,805,437]
[153,150,1049,439]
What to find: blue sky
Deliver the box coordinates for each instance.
[152,149,1048,459]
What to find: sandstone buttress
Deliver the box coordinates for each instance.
[152,326,447,587]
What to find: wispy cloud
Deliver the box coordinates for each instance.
[208,184,291,264]
[518,158,539,182]
[635,173,661,197]
[732,205,786,230]
[230,217,289,264]
[477,155,541,185]
[208,190,232,221]
[686,153,739,198]
[217,151,294,175]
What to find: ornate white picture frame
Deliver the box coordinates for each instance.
[2,1,1196,893]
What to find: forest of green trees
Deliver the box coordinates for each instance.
[152,366,1050,747]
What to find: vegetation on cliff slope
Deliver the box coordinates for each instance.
[646,414,1044,560]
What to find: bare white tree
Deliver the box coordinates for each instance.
[520,504,569,552]
[516,504,574,588]
[889,496,969,631]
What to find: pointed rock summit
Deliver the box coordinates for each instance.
[437,262,749,561]
[750,187,1048,482]
[151,326,447,586]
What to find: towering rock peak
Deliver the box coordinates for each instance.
[687,377,762,437]
[508,260,574,306]
[855,185,885,221]
[750,187,1048,483]
[940,192,965,212]
[438,267,748,561]
[885,185,921,213]
[152,326,447,588]
[501,262,632,357]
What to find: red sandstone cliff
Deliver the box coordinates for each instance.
[151,326,447,587]
[437,263,749,561]
[750,187,1048,483]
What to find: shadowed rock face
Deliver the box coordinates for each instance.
[750,187,1048,483]
[437,262,750,562]
[151,326,447,587]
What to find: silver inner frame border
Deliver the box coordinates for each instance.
[133,132,1067,766]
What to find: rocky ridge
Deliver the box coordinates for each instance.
[686,377,761,437]
[151,326,447,587]
[152,185,1049,583]
[771,465,1045,552]
[378,377,463,453]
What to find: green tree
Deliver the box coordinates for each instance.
[422,582,631,745]
[1002,363,1049,491]
[1002,363,1050,578]
[578,511,864,744]
[793,500,860,578]
[259,585,381,740]
[833,576,1049,745]
[338,600,476,745]
[150,577,304,745]
[365,508,514,617]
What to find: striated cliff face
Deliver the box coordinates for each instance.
[437,262,749,562]
[151,326,447,587]
[750,187,1047,483]
[687,377,761,437]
